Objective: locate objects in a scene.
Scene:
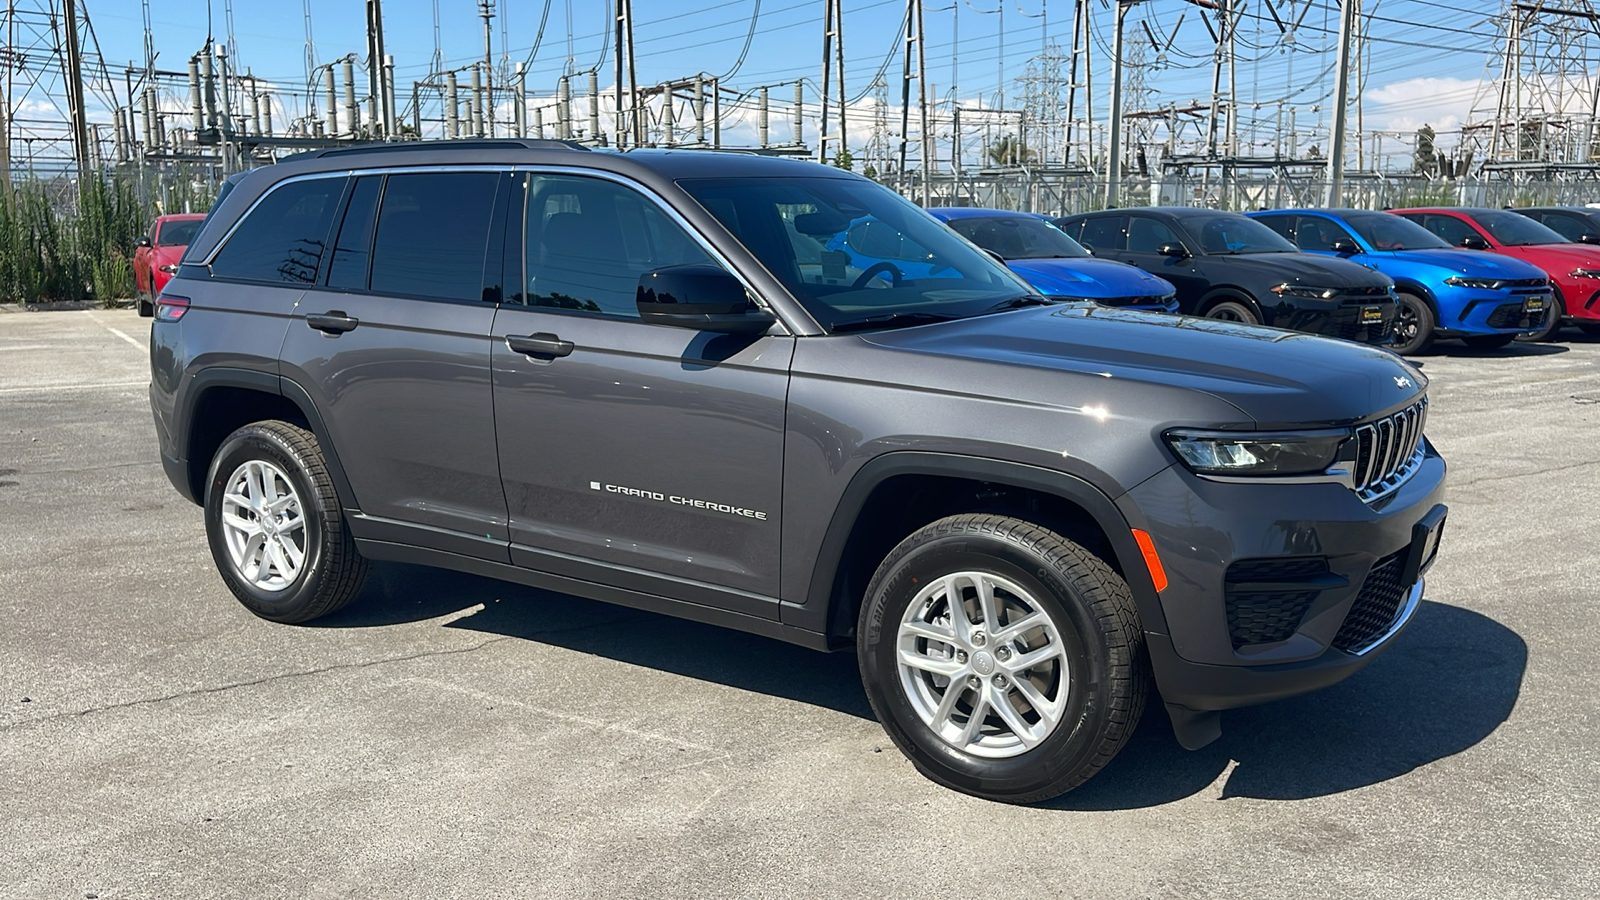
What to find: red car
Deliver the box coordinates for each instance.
[1389,207,1600,341]
[134,214,206,316]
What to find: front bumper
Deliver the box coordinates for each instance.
[1437,285,1551,336]
[1274,297,1397,345]
[1118,442,1446,724]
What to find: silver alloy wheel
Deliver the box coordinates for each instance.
[219,459,307,592]
[896,571,1070,759]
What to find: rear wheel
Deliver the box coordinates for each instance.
[1204,300,1259,325]
[204,420,368,624]
[1515,293,1564,342]
[857,514,1146,803]
[1463,334,1515,350]
[1390,292,1435,355]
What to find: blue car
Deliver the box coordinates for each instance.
[930,207,1178,313]
[1249,209,1551,354]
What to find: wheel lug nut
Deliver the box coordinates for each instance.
[955,650,967,663]
[995,647,1010,661]
[972,632,986,647]
[967,675,980,689]
[994,674,1009,688]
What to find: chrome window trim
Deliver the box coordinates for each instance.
[199,163,806,335]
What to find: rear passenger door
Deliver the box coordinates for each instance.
[490,172,792,611]
[277,170,510,561]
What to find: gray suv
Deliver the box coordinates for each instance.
[148,140,1447,802]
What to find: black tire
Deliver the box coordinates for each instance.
[1204,300,1259,325]
[1390,292,1435,355]
[1579,322,1600,337]
[856,514,1147,803]
[204,420,368,624]
[1515,292,1564,342]
[136,296,154,317]
[1463,334,1515,350]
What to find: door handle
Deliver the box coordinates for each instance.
[505,332,574,359]
[306,311,360,334]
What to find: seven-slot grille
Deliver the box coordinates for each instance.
[1352,397,1428,502]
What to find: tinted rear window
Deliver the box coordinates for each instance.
[369,172,499,302]
[327,176,382,291]
[157,219,203,246]
[210,178,344,284]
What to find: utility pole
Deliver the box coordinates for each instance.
[624,0,640,145]
[61,0,91,171]
[1108,0,1134,207]
[1325,0,1356,206]
[819,0,846,163]
[479,1,495,137]
[365,0,389,136]
[916,0,929,203]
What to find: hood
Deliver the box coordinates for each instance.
[1211,252,1394,289]
[1373,248,1549,279]
[1496,242,1600,270]
[860,305,1425,428]
[1006,257,1174,300]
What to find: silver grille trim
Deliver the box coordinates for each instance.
[1353,398,1428,502]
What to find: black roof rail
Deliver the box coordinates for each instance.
[298,138,591,160]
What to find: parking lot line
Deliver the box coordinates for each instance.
[0,379,146,395]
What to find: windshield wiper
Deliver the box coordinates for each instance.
[981,294,1056,313]
[829,311,958,333]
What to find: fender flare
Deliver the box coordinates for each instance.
[1197,288,1263,322]
[789,451,1170,642]
[178,367,358,512]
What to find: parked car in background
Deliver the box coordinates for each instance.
[1389,207,1600,341]
[1249,208,1550,354]
[1054,207,1397,344]
[1508,205,1600,246]
[930,207,1178,313]
[134,213,207,316]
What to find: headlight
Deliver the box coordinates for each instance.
[1443,276,1504,289]
[158,263,179,273]
[1270,283,1340,300]
[1164,429,1348,476]
[1571,268,1600,279]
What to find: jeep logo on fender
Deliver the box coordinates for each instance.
[589,481,768,521]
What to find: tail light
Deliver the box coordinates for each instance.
[155,294,190,321]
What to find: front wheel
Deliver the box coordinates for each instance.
[1204,300,1259,324]
[857,514,1147,803]
[204,420,369,623]
[1390,292,1435,355]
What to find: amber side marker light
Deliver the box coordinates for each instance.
[1131,528,1168,593]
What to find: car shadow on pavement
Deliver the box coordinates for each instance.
[1047,599,1526,810]
[313,562,876,720]
[1426,341,1569,358]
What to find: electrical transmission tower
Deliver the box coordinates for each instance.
[1,0,121,182]
[1474,0,1600,168]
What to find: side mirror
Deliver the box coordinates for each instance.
[636,265,775,334]
[1157,241,1190,259]
[1580,233,1600,245]
[1459,235,1490,250]
[136,236,152,248]
[1331,239,1360,255]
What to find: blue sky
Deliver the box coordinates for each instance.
[86,1,1530,164]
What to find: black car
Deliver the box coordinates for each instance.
[1054,207,1397,343]
[1509,206,1600,245]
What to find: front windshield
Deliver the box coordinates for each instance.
[1183,214,1299,255]
[1472,210,1568,246]
[158,219,203,246]
[679,176,1033,331]
[945,215,1091,260]
[1343,213,1449,251]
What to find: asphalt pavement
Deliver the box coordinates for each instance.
[1,308,1595,899]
